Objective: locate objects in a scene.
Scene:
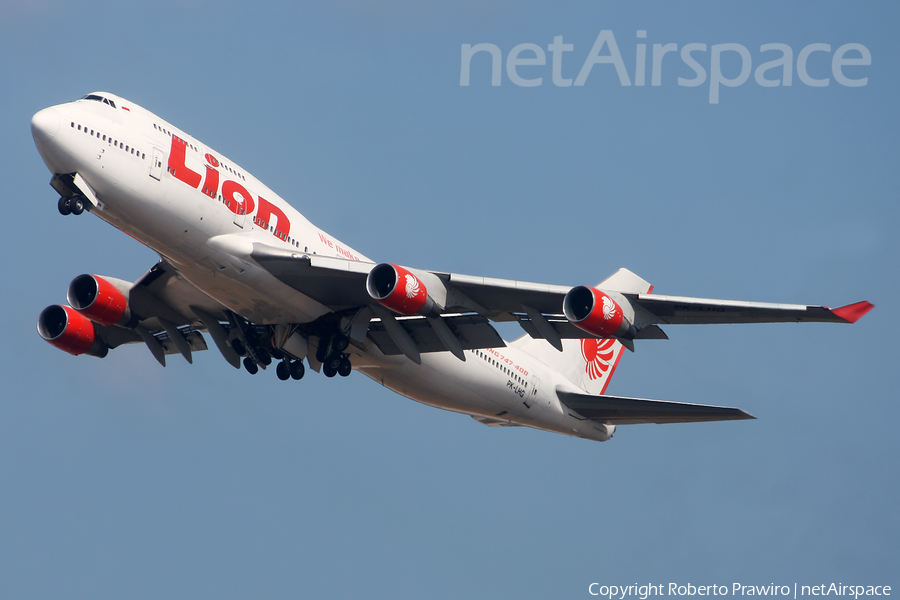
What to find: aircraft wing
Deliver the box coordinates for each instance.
[557,391,755,425]
[250,243,872,337]
[632,294,873,325]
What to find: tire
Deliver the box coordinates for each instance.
[256,349,272,366]
[231,339,246,356]
[243,357,258,374]
[58,196,72,216]
[334,335,349,352]
[71,197,85,215]
[337,358,352,377]
[315,346,328,363]
[276,361,290,381]
[323,362,337,378]
[270,348,284,361]
[289,360,305,380]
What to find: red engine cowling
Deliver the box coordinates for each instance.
[37,305,108,357]
[366,263,434,316]
[563,286,636,339]
[67,274,131,326]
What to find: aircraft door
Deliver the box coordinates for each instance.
[149,147,164,180]
[233,205,245,228]
[524,374,540,408]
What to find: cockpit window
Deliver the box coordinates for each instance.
[81,94,116,108]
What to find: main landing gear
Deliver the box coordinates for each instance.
[227,313,354,382]
[58,195,88,216]
[317,332,352,379]
[231,336,311,381]
[322,354,352,378]
[276,359,305,381]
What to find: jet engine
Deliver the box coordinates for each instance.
[563,286,637,339]
[67,274,132,326]
[366,263,435,316]
[37,304,109,357]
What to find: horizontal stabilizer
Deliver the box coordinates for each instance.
[557,390,754,425]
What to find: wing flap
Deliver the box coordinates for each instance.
[367,314,505,356]
[557,390,754,425]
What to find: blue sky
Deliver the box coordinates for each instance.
[1,1,897,598]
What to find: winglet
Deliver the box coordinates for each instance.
[830,301,875,324]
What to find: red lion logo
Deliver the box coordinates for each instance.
[581,338,617,380]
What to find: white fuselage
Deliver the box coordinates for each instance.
[32,93,611,442]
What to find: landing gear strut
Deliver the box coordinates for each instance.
[316,333,349,363]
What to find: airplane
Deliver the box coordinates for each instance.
[30,92,874,443]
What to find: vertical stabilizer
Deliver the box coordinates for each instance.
[511,268,652,395]
[511,336,627,395]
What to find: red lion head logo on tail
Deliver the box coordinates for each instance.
[581,338,617,380]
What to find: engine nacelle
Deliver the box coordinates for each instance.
[67,274,131,326]
[563,286,637,339]
[366,263,435,316]
[37,305,109,357]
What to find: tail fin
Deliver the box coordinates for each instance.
[511,268,652,395]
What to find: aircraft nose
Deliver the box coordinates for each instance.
[31,107,60,143]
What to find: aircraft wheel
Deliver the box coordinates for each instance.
[315,345,328,363]
[337,357,352,377]
[270,347,284,361]
[256,349,272,366]
[276,360,290,381]
[289,360,305,380]
[58,196,72,215]
[333,335,349,352]
[231,339,246,356]
[243,357,259,374]
[71,196,85,215]
[323,362,338,378]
